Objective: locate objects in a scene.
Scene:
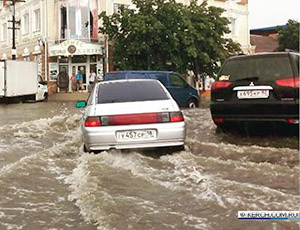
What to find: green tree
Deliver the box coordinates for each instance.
[99,0,240,76]
[277,20,299,52]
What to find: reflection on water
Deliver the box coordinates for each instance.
[214,123,299,149]
[183,108,299,149]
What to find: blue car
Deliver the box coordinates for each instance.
[104,71,199,108]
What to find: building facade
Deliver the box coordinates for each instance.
[0,0,252,94]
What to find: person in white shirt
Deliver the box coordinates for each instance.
[89,70,96,91]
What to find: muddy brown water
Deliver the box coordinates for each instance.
[0,101,298,230]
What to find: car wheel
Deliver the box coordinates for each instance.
[43,93,48,102]
[187,98,198,108]
[83,144,90,153]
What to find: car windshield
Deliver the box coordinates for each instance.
[105,72,147,80]
[219,55,294,81]
[97,81,169,104]
[104,72,126,80]
[148,73,169,86]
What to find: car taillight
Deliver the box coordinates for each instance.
[170,112,184,122]
[103,113,163,125]
[93,112,184,126]
[287,118,299,124]
[275,77,300,87]
[213,117,224,124]
[85,117,101,127]
[211,81,231,90]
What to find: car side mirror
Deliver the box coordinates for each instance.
[76,100,87,108]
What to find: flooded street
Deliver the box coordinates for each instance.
[0,101,299,230]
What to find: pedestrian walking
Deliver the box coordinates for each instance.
[70,72,77,92]
[76,71,83,91]
[88,70,96,92]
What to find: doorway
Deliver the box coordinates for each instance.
[72,64,87,91]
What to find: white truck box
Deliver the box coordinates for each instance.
[0,60,47,101]
[2,60,38,97]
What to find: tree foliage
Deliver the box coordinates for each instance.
[99,0,241,76]
[277,20,299,52]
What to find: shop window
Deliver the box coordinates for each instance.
[59,65,68,74]
[90,64,96,73]
[59,56,68,63]
[49,63,59,81]
[72,55,87,63]
[49,57,58,63]
[90,55,97,63]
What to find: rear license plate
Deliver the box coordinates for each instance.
[237,90,269,99]
[116,130,157,141]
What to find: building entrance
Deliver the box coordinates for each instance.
[71,64,88,92]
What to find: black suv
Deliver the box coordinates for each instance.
[210,52,299,127]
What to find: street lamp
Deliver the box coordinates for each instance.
[1,0,25,60]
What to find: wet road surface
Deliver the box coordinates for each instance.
[0,101,299,230]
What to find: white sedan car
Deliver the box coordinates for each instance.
[76,79,186,152]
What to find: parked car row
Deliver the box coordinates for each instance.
[76,51,299,153]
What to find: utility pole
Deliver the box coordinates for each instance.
[1,0,25,60]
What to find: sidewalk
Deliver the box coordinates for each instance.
[48,91,89,101]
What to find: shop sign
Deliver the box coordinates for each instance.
[49,40,103,56]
